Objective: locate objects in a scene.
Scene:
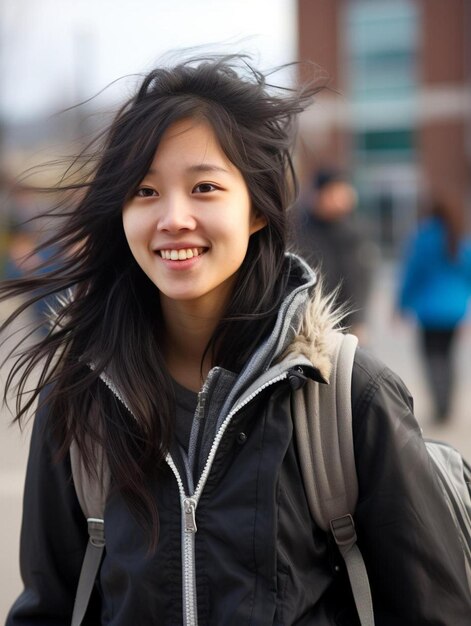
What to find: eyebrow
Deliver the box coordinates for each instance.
[147,163,230,176]
[188,164,230,174]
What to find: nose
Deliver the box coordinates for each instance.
[156,197,197,233]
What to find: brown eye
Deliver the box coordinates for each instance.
[193,183,217,193]
[136,187,157,198]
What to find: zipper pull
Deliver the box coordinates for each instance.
[183,497,198,533]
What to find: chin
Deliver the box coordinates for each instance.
[159,290,202,302]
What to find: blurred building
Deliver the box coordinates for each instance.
[297,0,471,254]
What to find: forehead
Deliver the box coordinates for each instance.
[153,118,227,163]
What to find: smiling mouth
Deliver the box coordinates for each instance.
[158,247,206,260]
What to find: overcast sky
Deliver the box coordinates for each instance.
[1,0,296,121]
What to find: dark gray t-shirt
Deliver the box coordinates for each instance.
[172,379,198,453]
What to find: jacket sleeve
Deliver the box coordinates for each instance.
[351,349,471,625]
[5,392,96,625]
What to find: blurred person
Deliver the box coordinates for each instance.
[5,227,39,280]
[1,55,470,625]
[5,223,61,333]
[292,168,375,343]
[398,196,471,422]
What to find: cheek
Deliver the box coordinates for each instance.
[122,209,147,247]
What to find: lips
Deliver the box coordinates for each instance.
[157,247,206,260]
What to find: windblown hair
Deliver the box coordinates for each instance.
[0,54,320,545]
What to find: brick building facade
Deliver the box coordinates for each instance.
[297,0,471,251]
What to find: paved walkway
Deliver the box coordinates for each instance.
[1,262,470,619]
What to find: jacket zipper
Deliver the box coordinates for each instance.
[166,455,199,626]
[99,366,292,626]
[165,371,289,626]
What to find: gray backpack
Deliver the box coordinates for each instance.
[293,332,471,626]
[70,332,471,626]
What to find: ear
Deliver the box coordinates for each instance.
[249,212,267,235]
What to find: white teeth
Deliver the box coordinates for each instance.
[160,248,204,260]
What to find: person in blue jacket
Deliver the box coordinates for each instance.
[398,197,471,421]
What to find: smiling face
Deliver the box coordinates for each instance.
[122,118,266,317]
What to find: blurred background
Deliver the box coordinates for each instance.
[1,0,470,618]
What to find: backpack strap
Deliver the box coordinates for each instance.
[70,439,109,626]
[292,332,375,626]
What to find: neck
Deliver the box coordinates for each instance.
[160,298,224,392]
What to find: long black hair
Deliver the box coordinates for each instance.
[1,54,320,545]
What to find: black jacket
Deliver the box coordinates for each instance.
[6,257,471,625]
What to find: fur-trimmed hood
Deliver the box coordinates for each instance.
[266,253,346,384]
[278,272,346,383]
[214,254,346,426]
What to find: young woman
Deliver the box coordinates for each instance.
[3,56,471,625]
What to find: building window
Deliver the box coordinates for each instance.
[347,0,419,158]
[355,128,415,159]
